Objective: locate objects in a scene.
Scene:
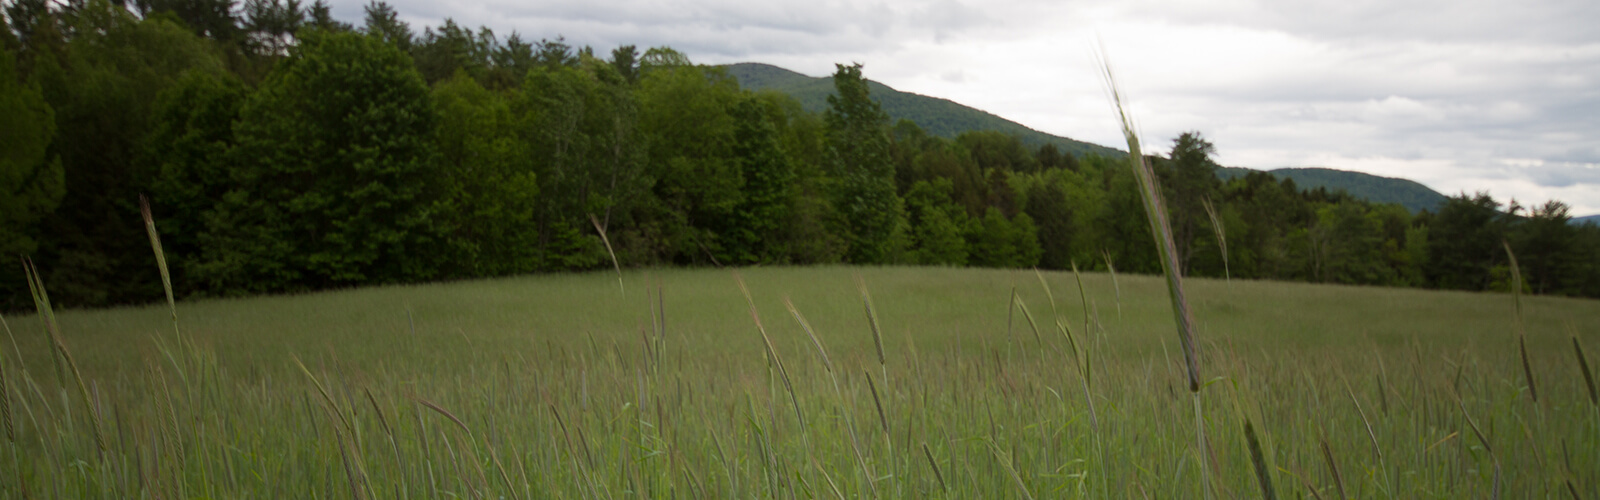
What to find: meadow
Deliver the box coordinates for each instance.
[1,264,1596,498]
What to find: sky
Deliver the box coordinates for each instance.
[327,0,1600,216]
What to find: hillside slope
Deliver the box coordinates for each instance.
[722,63,1481,214]
[721,62,1123,159]
[1221,166,1448,213]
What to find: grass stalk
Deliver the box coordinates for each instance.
[1457,396,1500,499]
[1099,57,1201,393]
[857,275,888,379]
[734,273,807,436]
[140,195,180,341]
[1502,241,1537,403]
[23,258,107,456]
[922,442,947,493]
[1319,438,1347,499]
[1571,331,1597,407]
[1243,418,1276,499]
[0,332,11,443]
[1032,268,1107,493]
[785,297,875,497]
[1101,249,1121,320]
[856,275,897,495]
[1201,198,1229,282]
[1101,47,1209,498]
[590,213,625,297]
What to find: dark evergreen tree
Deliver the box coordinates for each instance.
[133,0,239,41]
[305,0,349,32]
[1511,200,1581,294]
[609,44,638,84]
[1162,131,1222,273]
[1025,180,1073,269]
[361,1,410,51]
[1425,192,1507,290]
[242,0,302,56]
[412,19,490,84]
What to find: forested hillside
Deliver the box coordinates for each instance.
[3,0,1598,310]
[1219,167,1450,213]
[723,63,1124,159]
[729,64,1465,214]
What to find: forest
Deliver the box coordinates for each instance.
[3,0,1599,309]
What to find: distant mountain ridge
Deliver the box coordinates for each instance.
[1220,166,1448,213]
[720,63,1596,219]
[720,62,1124,159]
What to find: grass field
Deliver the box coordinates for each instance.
[1,265,1598,498]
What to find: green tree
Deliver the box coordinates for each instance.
[638,46,689,74]
[1024,176,1074,269]
[957,130,1038,174]
[825,63,906,263]
[305,0,350,32]
[412,19,491,85]
[1511,200,1580,294]
[904,179,968,265]
[428,73,540,277]
[518,58,641,269]
[362,1,412,52]
[29,3,225,305]
[534,36,575,68]
[1220,171,1309,280]
[1161,131,1222,272]
[965,207,1040,268]
[1425,192,1506,290]
[242,0,303,56]
[201,29,437,293]
[0,46,64,308]
[754,89,843,264]
[636,64,744,264]
[1011,212,1043,267]
[485,32,533,89]
[1036,143,1078,171]
[728,97,796,263]
[1099,158,1160,273]
[139,69,246,295]
[1306,201,1386,284]
[6,0,69,75]
[609,44,638,84]
[133,0,240,41]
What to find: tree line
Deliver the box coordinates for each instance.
[4,0,1598,309]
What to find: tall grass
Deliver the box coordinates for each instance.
[1100,52,1215,497]
[1202,198,1229,282]
[0,265,1595,497]
[1503,241,1539,403]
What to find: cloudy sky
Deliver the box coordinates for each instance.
[328,0,1599,216]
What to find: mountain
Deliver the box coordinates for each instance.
[1574,214,1600,226]
[720,63,1124,159]
[721,63,1464,213]
[1219,166,1449,213]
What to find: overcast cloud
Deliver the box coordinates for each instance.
[324,0,1600,215]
